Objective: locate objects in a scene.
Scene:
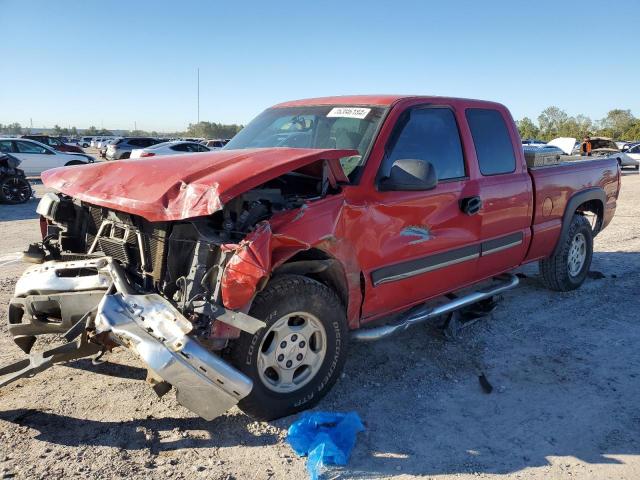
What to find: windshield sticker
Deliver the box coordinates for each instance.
[327,107,371,119]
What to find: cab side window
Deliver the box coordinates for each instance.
[380,107,465,181]
[466,108,516,175]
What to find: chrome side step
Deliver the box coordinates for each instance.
[351,273,519,342]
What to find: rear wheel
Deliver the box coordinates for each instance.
[539,214,593,291]
[0,176,32,204]
[64,160,85,166]
[228,275,348,420]
[120,152,130,160]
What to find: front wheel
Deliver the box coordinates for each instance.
[539,214,593,291]
[0,176,32,204]
[228,275,348,420]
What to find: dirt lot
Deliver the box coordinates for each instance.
[0,171,639,480]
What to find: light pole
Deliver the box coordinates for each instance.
[197,67,200,124]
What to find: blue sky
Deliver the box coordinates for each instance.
[1,0,638,131]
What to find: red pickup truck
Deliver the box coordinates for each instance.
[3,95,620,423]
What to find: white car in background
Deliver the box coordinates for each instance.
[90,137,107,148]
[204,139,229,150]
[624,143,640,170]
[0,138,93,176]
[549,136,639,170]
[130,140,211,159]
[96,138,114,149]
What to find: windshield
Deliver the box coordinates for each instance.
[224,105,386,178]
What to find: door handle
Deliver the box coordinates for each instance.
[460,196,482,215]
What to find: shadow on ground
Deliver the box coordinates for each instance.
[0,196,40,221]
[0,408,282,455]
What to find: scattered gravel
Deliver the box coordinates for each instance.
[0,172,638,479]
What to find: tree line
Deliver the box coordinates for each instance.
[0,121,243,139]
[517,107,640,141]
[3,108,638,142]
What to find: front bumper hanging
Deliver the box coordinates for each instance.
[2,257,256,421]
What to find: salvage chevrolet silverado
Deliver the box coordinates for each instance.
[1,95,620,421]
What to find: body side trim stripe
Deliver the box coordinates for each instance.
[480,231,524,256]
[371,231,525,286]
[371,244,480,286]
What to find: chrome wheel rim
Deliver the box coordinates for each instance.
[257,311,327,393]
[568,232,587,277]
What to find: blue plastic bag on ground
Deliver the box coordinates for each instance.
[287,411,365,480]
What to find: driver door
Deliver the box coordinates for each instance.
[358,106,483,319]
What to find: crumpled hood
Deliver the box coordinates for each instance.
[41,148,354,221]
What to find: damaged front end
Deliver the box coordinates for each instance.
[2,256,261,420]
[2,147,354,419]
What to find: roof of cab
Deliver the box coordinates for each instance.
[273,95,506,110]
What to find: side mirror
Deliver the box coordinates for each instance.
[379,158,438,191]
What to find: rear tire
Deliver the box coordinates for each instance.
[64,160,84,166]
[228,275,348,421]
[120,152,130,160]
[539,214,593,291]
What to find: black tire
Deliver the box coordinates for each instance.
[0,176,32,204]
[539,214,593,291]
[120,152,130,160]
[228,275,348,421]
[64,160,85,167]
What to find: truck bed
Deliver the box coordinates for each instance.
[524,157,620,263]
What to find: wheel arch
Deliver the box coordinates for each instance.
[64,160,85,166]
[272,248,349,313]
[553,187,605,256]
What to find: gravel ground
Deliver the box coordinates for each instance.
[0,170,638,480]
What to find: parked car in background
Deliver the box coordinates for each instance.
[130,140,210,158]
[204,139,228,150]
[521,138,547,147]
[0,152,32,204]
[22,135,84,154]
[0,138,93,176]
[568,136,639,170]
[96,138,116,150]
[106,137,161,160]
[99,138,120,158]
[615,141,638,151]
[79,136,93,148]
[624,143,640,170]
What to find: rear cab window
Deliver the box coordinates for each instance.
[465,108,516,175]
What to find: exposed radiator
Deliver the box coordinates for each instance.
[84,205,169,287]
